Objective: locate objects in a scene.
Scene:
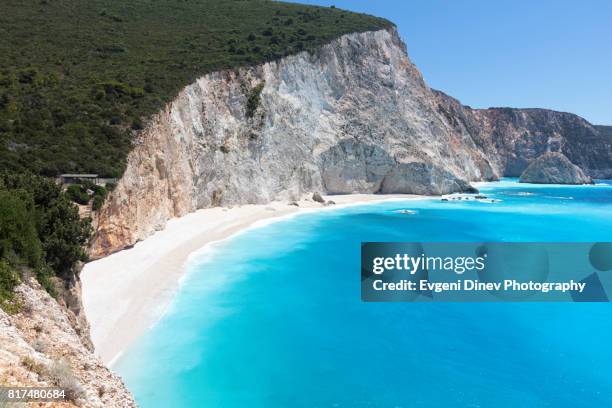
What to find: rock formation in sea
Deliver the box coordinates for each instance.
[91,27,612,257]
[519,152,592,184]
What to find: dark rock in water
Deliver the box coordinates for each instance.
[475,195,487,199]
[519,152,593,185]
[312,192,325,203]
[441,198,449,202]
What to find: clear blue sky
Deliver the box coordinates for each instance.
[298,0,612,125]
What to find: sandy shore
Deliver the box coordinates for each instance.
[81,194,423,364]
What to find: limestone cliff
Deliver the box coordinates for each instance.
[434,91,612,179]
[91,27,611,257]
[91,28,495,257]
[0,278,135,407]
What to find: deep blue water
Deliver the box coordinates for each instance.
[117,179,612,407]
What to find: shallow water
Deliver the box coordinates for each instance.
[117,179,612,407]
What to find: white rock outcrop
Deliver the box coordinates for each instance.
[92,28,495,257]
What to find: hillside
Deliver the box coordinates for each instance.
[595,125,612,138]
[0,0,391,177]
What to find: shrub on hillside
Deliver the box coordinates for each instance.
[246,82,265,118]
[0,190,42,268]
[0,173,92,295]
[92,195,105,211]
[47,359,85,402]
[65,185,90,205]
[0,260,20,313]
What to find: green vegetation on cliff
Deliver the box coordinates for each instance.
[0,0,391,177]
[0,173,91,311]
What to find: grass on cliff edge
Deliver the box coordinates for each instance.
[0,0,391,178]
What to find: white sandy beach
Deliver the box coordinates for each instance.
[81,194,423,364]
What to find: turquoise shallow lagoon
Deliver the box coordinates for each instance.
[117,179,612,407]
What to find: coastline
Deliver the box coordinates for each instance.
[81,194,424,365]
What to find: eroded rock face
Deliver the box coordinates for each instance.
[380,162,477,195]
[519,152,592,184]
[91,28,493,257]
[0,279,135,407]
[434,91,612,179]
[91,28,611,257]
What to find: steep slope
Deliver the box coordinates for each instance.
[595,125,612,139]
[434,91,612,178]
[90,27,612,258]
[0,278,134,407]
[91,28,496,257]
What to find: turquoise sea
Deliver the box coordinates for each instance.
[117,179,612,407]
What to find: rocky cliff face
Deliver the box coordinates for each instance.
[91,28,496,257]
[434,91,612,179]
[0,278,135,407]
[91,27,611,257]
[519,152,592,184]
